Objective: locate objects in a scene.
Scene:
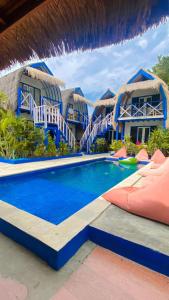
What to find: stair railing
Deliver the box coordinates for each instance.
[80,114,102,151]
[87,112,113,153]
[34,105,76,149]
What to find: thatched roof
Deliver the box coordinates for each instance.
[0,0,168,70]
[113,69,169,128]
[26,67,65,88]
[94,98,116,107]
[73,94,94,107]
[0,64,62,111]
[118,69,169,98]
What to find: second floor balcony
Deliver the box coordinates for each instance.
[66,108,88,126]
[118,101,164,121]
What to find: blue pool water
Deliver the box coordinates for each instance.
[0,160,137,224]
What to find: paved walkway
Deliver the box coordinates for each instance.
[52,247,169,300]
[1,235,169,300]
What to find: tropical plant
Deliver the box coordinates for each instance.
[109,139,123,152]
[34,144,46,157]
[45,134,57,156]
[147,128,169,156]
[0,112,45,159]
[151,55,169,86]
[95,138,108,153]
[58,141,69,156]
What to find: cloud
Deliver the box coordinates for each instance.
[0,20,168,109]
[137,38,148,49]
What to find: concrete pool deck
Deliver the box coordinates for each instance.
[0,154,169,276]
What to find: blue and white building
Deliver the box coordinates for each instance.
[114,69,169,143]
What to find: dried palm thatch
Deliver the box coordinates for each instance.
[0,65,62,111]
[73,94,94,107]
[26,67,65,88]
[94,98,116,107]
[112,69,169,128]
[0,0,168,70]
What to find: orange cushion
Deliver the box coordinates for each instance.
[103,186,138,209]
[135,149,148,161]
[113,146,127,158]
[103,172,169,225]
[139,158,169,177]
[151,149,166,164]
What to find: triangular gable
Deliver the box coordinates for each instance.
[74,87,84,97]
[30,62,53,76]
[127,69,155,84]
[100,89,115,100]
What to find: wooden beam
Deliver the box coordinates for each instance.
[0,0,45,33]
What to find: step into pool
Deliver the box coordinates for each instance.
[0,160,137,225]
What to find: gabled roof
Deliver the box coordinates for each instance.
[30,62,53,76]
[100,89,115,100]
[61,87,84,98]
[127,68,155,84]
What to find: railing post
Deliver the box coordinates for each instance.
[44,106,47,128]
[16,87,22,116]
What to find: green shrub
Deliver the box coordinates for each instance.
[34,144,46,157]
[45,135,57,156]
[58,141,69,156]
[0,112,44,159]
[147,128,169,156]
[109,140,123,152]
[95,138,108,153]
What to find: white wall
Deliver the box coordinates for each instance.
[124,120,163,136]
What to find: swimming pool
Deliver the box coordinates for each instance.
[0,160,137,225]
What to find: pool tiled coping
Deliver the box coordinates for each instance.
[0,154,151,269]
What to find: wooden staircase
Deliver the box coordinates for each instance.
[20,91,76,149]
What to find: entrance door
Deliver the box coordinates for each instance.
[137,127,150,143]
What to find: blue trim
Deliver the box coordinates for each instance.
[119,118,164,123]
[115,93,124,122]
[30,62,53,76]
[16,87,22,116]
[127,69,155,84]
[74,87,84,97]
[88,226,169,277]
[115,124,119,140]
[0,153,83,164]
[159,84,167,128]
[0,218,88,270]
[0,158,104,178]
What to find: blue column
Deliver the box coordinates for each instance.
[116,124,119,140]
[163,119,166,129]
[60,101,63,114]
[160,84,167,128]
[16,87,22,116]
[55,127,60,147]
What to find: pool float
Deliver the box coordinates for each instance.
[119,157,138,165]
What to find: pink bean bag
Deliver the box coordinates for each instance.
[139,158,169,177]
[151,149,166,164]
[103,172,169,225]
[113,146,127,158]
[135,149,148,161]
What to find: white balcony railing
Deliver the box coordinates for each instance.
[118,102,164,120]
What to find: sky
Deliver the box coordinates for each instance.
[0,19,169,105]
[46,20,169,101]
